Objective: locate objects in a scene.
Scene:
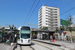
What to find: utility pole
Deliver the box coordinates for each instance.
[26,23,38,26]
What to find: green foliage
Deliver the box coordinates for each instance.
[13,27,16,30]
[41,27,48,30]
[72,27,75,31]
[67,27,75,31]
[56,28,58,31]
[67,15,73,32]
[55,34,58,36]
[38,30,41,32]
[32,32,35,34]
[60,27,64,31]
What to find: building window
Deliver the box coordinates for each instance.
[46,15,48,16]
[53,9,57,10]
[46,12,49,14]
[51,12,53,13]
[51,28,53,30]
[46,23,48,25]
[54,11,57,13]
[54,14,57,15]
[51,23,53,24]
[46,10,48,11]
[55,24,57,26]
[51,25,53,27]
[54,16,57,18]
[46,21,48,22]
[51,20,53,21]
[51,17,53,18]
[55,19,57,20]
[46,18,48,19]
[55,22,57,23]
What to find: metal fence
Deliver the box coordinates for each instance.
[67,36,75,41]
[55,35,75,41]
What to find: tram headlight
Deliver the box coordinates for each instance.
[21,39,23,42]
[28,40,30,43]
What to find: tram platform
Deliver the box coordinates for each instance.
[32,39,75,49]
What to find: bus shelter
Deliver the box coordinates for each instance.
[0,32,2,42]
[32,30,55,40]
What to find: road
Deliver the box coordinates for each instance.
[0,43,10,50]
[15,40,70,50]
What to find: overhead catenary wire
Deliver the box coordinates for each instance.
[60,7,75,16]
[25,0,40,24]
[24,1,75,26]
[26,7,75,27]
[25,4,75,24]
[23,0,36,25]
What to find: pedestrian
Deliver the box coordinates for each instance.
[14,33,17,43]
[3,33,7,44]
[9,33,12,45]
[6,38,10,45]
[53,35,55,42]
[50,35,52,42]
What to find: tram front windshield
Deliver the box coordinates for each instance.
[21,27,30,39]
[21,34,30,39]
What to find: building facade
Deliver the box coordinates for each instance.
[38,6,60,31]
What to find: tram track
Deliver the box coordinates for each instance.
[15,44,35,50]
[32,41,66,50]
[32,42,52,50]
[15,41,70,50]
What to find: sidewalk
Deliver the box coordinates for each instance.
[32,39,75,49]
[0,42,17,50]
[0,43,11,50]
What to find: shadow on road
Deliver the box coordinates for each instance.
[17,43,35,46]
[31,43,35,46]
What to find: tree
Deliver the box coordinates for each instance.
[41,27,48,30]
[56,28,58,32]
[60,27,64,31]
[13,27,16,30]
[67,15,73,43]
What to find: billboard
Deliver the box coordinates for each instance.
[61,19,68,26]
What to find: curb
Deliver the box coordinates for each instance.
[32,39,61,46]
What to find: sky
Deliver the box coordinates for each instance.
[0,0,75,28]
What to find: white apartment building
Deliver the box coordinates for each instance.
[38,6,60,31]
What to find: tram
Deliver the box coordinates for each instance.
[17,26,32,45]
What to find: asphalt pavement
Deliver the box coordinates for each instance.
[15,40,70,50]
[33,39,75,50]
[0,43,11,50]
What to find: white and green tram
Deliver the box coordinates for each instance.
[17,26,32,45]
